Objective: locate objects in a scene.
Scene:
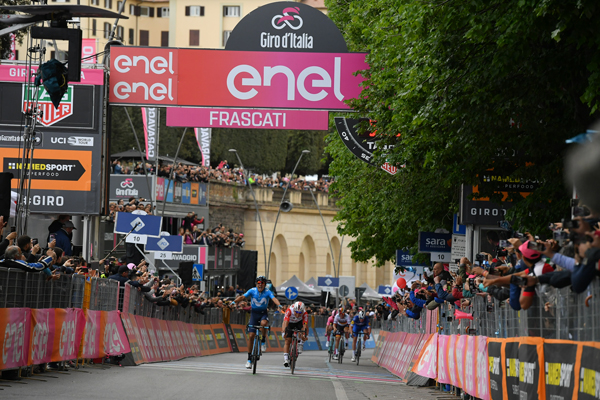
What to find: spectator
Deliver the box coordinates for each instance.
[0,246,55,277]
[54,221,76,256]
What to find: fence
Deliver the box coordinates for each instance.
[382,278,600,341]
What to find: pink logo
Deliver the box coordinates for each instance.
[272,7,303,30]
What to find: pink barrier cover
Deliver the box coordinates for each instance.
[29,309,56,364]
[413,333,438,379]
[455,335,467,389]
[476,336,490,400]
[135,316,155,361]
[447,334,460,387]
[103,311,130,356]
[151,317,168,361]
[83,310,101,358]
[145,318,163,362]
[437,335,451,384]
[0,308,31,370]
[463,336,478,396]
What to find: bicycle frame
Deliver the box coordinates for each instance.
[248,324,270,375]
[288,329,303,374]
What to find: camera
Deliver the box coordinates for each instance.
[475,253,486,263]
[562,219,579,229]
[10,226,16,232]
[573,206,591,217]
[510,275,529,286]
[527,241,545,252]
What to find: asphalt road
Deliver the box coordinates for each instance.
[0,349,440,400]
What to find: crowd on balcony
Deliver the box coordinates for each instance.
[112,159,334,192]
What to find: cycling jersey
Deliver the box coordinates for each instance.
[327,316,335,325]
[333,314,351,326]
[351,315,370,328]
[243,287,275,312]
[283,308,308,324]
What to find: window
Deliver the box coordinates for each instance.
[128,28,134,45]
[161,31,169,47]
[117,1,124,11]
[157,7,169,17]
[104,0,112,9]
[129,4,136,15]
[140,6,154,17]
[223,6,240,17]
[117,25,124,40]
[103,22,111,39]
[91,0,98,5]
[139,30,149,46]
[222,30,232,47]
[51,0,70,3]
[92,19,96,36]
[185,6,204,16]
[189,30,199,46]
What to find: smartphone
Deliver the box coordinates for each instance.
[527,241,545,252]
[10,226,16,232]
[49,233,56,242]
[510,275,529,286]
[31,238,38,246]
[499,240,509,248]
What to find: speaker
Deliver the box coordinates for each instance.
[0,172,14,222]
[280,200,293,213]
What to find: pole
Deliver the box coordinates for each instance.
[266,150,309,279]
[229,150,267,276]
[338,236,344,279]
[308,189,337,277]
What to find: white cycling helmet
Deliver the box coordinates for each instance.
[292,301,305,314]
[358,310,365,319]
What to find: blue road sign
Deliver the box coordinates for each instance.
[192,264,204,281]
[284,286,299,300]
[396,249,430,267]
[418,232,452,253]
[317,276,340,288]
[145,235,184,253]
[114,212,162,237]
[378,285,393,295]
[453,213,466,235]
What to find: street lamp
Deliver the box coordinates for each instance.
[266,150,310,279]
[308,189,338,277]
[229,149,268,275]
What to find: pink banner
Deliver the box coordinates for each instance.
[437,335,451,384]
[155,177,165,201]
[29,309,55,365]
[455,335,467,389]
[0,65,104,85]
[168,108,329,130]
[463,336,478,396]
[82,38,97,64]
[103,311,130,356]
[0,308,31,370]
[476,336,490,400]
[447,334,460,387]
[145,318,163,362]
[136,316,156,362]
[57,308,86,361]
[83,310,102,358]
[412,333,438,379]
[151,318,168,361]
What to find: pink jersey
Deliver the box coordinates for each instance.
[327,316,335,325]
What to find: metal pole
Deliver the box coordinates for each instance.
[308,189,337,277]
[229,149,267,276]
[266,150,309,280]
[338,236,344,279]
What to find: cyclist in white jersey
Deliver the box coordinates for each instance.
[332,307,351,360]
[281,301,308,367]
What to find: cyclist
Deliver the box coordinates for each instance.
[325,309,337,348]
[332,307,351,360]
[232,275,282,369]
[281,301,308,368]
[351,310,371,362]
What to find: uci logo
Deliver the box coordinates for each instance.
[271,7,303,30]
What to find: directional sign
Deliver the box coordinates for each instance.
[146,235,184,253]
[355,287,366,300]
[453,213,466,235]
[114,212,162,237]
[339,285,349,297]
[378,285,393,295]
[318,277,340,288]
[285,287,298,300]
[192,264,204,281]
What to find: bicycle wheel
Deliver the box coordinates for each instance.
[356,338,361,365]
[338,338,344,364]
[252,338,259,375]
[290,337,297,374]
[328,339,333,363]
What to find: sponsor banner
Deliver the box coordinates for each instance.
[182,182,191,204]
[193,182,207,206]
[156,177,165,201]
[396,249,430,267]
[412,333,438,379]
[371,330,387,364]
[265,327,284,351]
[58,308,86,362]
[476,336,491,400]
[147,317,164,362]
[23,84,74,126]
[82,309,103,359]
[135,316,154,362]
[82,38,98,64]
[193,128,211,167]
[142,107,158,161]
[29,308,55,365]
[519,337,545,400]
[460,184,513,226]
[168,108,329,130]
[0,308,31,370]
[488,338,505,400]
[119,313,144,364]
[29,308,86,364]
[0,65,104,85]
[577,341,600,400]
[202,326,218,355]
[110,47,367,110]
[543,340,578,400]
[110,174,154,201]
[102,310,130,356]
[418,232,452,253]
[230,324,249,353]
[505,339,520,400]
[211,324,232,354]
[447,334,460,387]
[437,335,451,384]
[193,324,208,354]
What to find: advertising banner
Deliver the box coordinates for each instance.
[437,334,451,384]
[82,309,102,359]
[519,337,545,400]
[230,324,249,353]
[194,128,211,167]
[182,182,191,204]
[418,232,452,253]
[141,107,158,161]
[0,308,31,370]
[110,174,154,201]
[168,108,329,130]
[109,47,367,110]
[412,333,438,379]
[119,313,144,364]
[543,340,578,400]
[102,310,130,356]
[577,341,600,400]
[29,308,54,365]
[0,66,104,214]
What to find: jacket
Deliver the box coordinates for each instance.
[54,229,72,256]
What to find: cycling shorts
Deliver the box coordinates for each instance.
[284,321,305,339]
[352,325,369,337]
[248,310,269,333]
[334,323,348,335]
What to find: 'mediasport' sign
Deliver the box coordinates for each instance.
[109,47,367,110]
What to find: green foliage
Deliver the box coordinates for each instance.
[0,0,31,58]
[325,0,598,264]
[110,106,329,175]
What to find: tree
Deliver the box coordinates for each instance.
[0,0,31,59]
[325,0,599,264]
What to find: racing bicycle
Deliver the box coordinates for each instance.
[335,329,346,364]
[288,329,304,374]
[248,324,270,375]
[328,334,335,363]
[354,331,367,365]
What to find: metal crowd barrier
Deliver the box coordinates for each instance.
[0,267,87,309]
[383,278,600,342]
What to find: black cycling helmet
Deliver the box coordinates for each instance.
[256,275,267,283]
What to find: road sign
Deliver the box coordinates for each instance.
[114,212,162,237]
[192,264,204,281]
[285,287,298,300]
[318,277,340,288]
[453,213,466,235]
[146,235,184,253]
[355,287,366,300]
[378,285,393,295]
[339,285,349,297]
[430,252,451,262]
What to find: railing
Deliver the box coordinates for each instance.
[382,278,600,342]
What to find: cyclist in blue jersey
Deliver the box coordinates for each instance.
[232,275,282,369]
[350,310,371,362]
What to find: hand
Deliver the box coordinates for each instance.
[460,257,471,265]
[47,249,56,261]
[31,244,41,255]
[6,231,17,241]
[48,239,56,249]
[471,267,485,276]
[434,276,441,284]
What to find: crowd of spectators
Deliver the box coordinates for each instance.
[112,159,334,192]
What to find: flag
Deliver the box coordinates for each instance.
[194,128,212,167]
[142,108,158,161]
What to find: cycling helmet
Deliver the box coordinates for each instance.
[256,275,267,283]
[358,311,365,319]
[292,301,305,314]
